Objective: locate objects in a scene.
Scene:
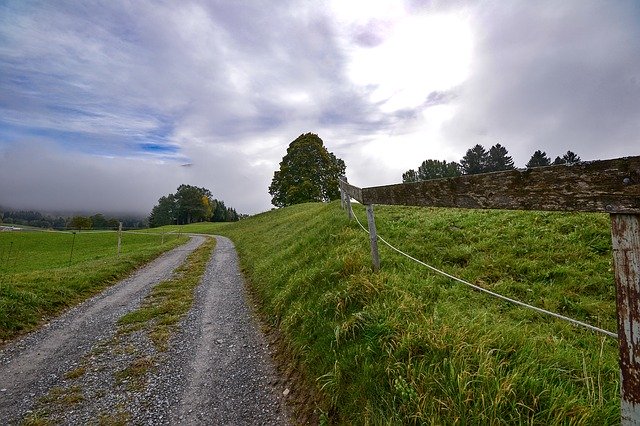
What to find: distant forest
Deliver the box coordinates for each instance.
[0,210,147,230]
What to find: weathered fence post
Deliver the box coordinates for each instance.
[339,176,346,210]
[339,176,353,220]
[366,204,380,272]
[117,222,122,257]
[610,213,640,426]
[345,195,353,221]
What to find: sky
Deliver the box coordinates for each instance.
[1,0,639,215]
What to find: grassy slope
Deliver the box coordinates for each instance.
[171,201,619,424]
[0,231,188,340]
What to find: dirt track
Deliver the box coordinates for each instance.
[0,235,289,425]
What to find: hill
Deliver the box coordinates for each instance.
[165,201,619,423]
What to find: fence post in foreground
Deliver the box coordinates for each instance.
[610,213,640,425]
[117,222,122,258]
[366,204,380,272]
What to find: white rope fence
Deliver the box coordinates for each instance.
[349,203,617,339]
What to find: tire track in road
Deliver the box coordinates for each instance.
[171,236,289,425]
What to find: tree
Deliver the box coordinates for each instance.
[212,199,227,222]
[90,214,109,229]
[486,143,515,172]
[553,150,581,165]
[269,133,346,207]
[417,159,461,180]
[526,150,551,168]
[149,194,177,227]
[175,184,212,224]
[69,216,92,230]
[460,144,489,175]
[402,169,419,183]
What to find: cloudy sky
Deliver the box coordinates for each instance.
[1,0,639,215]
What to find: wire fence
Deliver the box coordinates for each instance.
[0,228,183,276]
[348,203,617,338]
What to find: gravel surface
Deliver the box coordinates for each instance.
[0,235,291,425]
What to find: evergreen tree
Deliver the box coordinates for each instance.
[149,194,177,227]
[460,144,489,175]
[562,150,581,164]
[417,159,462,180]
[486,143,515,172]
[553,150,581,165]
[526,150,551,168]
[269,133,346,207]
[402,169,419,183]
[212,199,228,222]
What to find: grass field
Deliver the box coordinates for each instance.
[0,230,188,340]
[161,201,620,424]
[3,203,621,423]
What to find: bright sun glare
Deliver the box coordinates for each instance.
[332,1,473,112]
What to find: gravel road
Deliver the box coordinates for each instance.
[0,235,291,425]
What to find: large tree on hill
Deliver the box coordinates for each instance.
[526,150,551,168]
[460,144,489,175]
[269,133,346,207]
[486,143,515,172]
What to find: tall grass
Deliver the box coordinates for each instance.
[208,201,618,424]
[0,231,187,340]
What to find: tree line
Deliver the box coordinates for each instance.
[402,144,581,183]
[0,210,146,230]
[148,184,240,227]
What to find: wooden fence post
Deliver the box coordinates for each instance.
[366,204,380,272]
[610,213,640,425]
[340,176,353,220]
[345,195,353,221]
[117,222,122,258]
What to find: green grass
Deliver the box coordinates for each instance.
[145,222,231,235]
[172,201,620,424]
[0,230,188,340]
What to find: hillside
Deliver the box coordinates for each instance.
[169,201,619,424]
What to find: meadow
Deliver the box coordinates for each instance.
[163,201,619,424]
[0,230,188,340]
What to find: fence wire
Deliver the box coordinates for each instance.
[349,203,617,339]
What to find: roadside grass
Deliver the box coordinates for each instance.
[0,231,188,340]
[145,222,231,235]
[203,201,619,424]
